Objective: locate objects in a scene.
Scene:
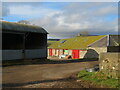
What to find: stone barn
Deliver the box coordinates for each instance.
[2,21,48,60]
[48,35,108,59]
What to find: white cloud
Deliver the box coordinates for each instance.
[8,5,58,18]
[2,2,118,38]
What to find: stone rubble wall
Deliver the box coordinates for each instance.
[99,53,120,79]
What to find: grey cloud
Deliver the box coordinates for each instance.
[29,2,118,38]
[2,5,10,17]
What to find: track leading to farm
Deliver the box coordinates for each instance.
[2,59,98,88]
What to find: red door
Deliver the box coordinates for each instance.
[72,50,79,59]
[72,50,75,59]
[49,49,52,56]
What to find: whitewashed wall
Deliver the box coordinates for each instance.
[79,50,87,58]
[59,49,63,55]
[48,49,49,56]
[52,49,55,56]
[68,50,72,55]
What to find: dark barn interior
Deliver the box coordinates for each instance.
[3,32,47,50]
[3,33,23,50]
[25,33,47,49]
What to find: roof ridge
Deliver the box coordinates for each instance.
[2,21,48,33]
[2,21,43,29]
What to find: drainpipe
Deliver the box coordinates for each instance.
[23,33,26,60]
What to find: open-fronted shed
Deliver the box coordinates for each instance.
[2,21,48,60]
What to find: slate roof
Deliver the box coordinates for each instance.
[88,36,108,47]
[48,35,106,49]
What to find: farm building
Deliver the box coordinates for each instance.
[2,21,48,60]
[48,35,120,59]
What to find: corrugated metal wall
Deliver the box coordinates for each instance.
[2,49,47,60]
[2,50,23,60]
[25,49,47,59]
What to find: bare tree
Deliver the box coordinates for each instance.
[18,20,30,24]
[77,30,89,36]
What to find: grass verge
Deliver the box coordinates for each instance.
[77,70,119,88]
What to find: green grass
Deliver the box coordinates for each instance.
[77,70,119,88]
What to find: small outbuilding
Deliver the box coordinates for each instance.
[2,21,48,60]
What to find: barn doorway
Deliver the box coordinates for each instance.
[72,50,79,59]
[49,49,52,56]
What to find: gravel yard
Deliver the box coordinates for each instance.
[2,59,99,88]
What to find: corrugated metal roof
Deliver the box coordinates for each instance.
[1,21,48,34]
[48,35,106,49]
[109,35,120,46]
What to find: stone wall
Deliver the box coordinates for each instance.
[99,53,120,79]
[107,46,120,52]
[82,47,107,59]
[88,47,107,54]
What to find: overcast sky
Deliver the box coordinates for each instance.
[2,2,118,39]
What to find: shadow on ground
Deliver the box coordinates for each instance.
[2,76,77,88]
[2,58,98,67]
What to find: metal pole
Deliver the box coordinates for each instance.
[23,33,25,60]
